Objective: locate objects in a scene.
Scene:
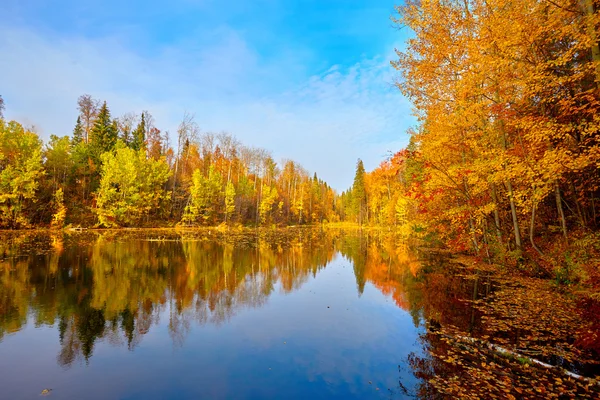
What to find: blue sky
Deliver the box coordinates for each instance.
[1,0,414,190]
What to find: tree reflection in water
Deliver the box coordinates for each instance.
[1,229,598,399]
[1,230,344,367]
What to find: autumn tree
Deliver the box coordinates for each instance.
[0,120,44,227]
[388,0,600,267]
[45,135,73,191]
[181,166,223,225]
[95,143,171,227]
[116,112,137,146]
[77,94,100,143]
[225,180,236,224]
[70,131,95,209]
[171,113,200,218]
[146,127,167,160]
[51,188,66,228]
[259,185,279,224]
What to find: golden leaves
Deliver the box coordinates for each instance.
[390,0,600,257]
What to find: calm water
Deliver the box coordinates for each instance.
[1,229,598,399]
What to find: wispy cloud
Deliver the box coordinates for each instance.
[0,19,413,190]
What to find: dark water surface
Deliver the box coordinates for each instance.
[1,229,599,399]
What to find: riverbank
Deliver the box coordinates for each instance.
[410,255,600,398]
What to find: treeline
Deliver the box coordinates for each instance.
[0,95,340,228]
[341,1,600,279]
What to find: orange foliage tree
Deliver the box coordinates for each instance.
[386,0,600,271]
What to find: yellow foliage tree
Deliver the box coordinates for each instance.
[0,120,44,228]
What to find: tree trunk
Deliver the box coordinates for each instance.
[469,277,479,335]
[570,181,586,226]
[555,183,568,241]
[491,184,502,244]
[582,0,600,88]
[592,189,597,227]
[170,134,182,217]
[507,179,522,250]
[482,219,492,263]
[529,201,544,256]
[256,178,262,226]
[468,214,479,254]
[497,90,522,250]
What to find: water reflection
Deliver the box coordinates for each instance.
[3,230,422,368]
[2,229,595,399]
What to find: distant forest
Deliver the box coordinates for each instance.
[0,94,345,228]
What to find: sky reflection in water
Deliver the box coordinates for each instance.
[0,230,432,399]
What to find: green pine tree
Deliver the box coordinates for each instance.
[72,116,84,148]
[0,95,5,119]
[111,120,119,142]
[352,159,367,225]
[131,112,146,151]
[90,101,117,155]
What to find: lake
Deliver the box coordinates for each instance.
[1,228,599,399]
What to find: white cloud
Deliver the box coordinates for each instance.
[0,24,413,190]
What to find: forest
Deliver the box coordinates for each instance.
[340,0,600,285]
[0,94,340,229]
[1,0,600,284]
